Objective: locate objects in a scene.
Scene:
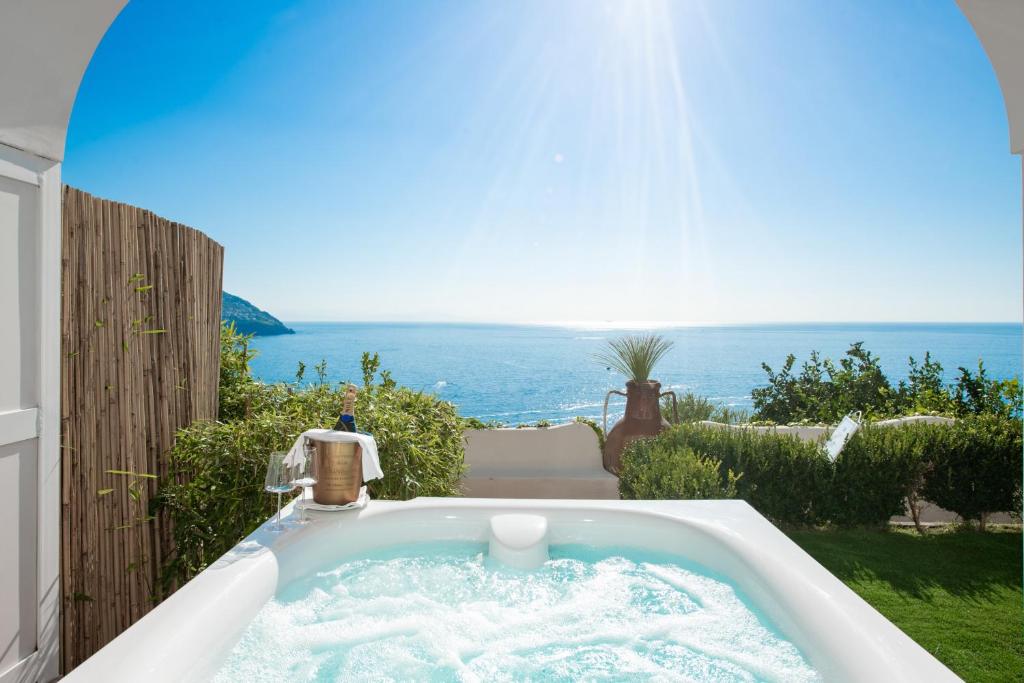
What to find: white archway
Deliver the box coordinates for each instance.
[0,1,1019,679]
[0,3,125,681]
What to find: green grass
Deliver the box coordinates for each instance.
[788,527,1023,683]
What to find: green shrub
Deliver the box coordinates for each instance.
[829,425,930,528]
[752,343,1021,424]
[727,428,832,526]
[661,392,750,425]
[620,424,830,526]
[922,415,1022,529]
[461,416,505,430]
[217,322,262,421]
[158,327,465,585]
[663,392,716,423]
[620,439,739,500]
[949,362,1023,419]
[621,419,1021,532]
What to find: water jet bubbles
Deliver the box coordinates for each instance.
[213,541,820,682]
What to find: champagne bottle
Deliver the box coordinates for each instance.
[333,383,358,432]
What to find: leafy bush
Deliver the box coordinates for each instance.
[949,362,1023,419]
[619,418,1022,531]
[922,415,1022,529]
[753,344,901,423]
[829,425,930,528]
[620,424,830,526]
[661,391,750,425]
[620,440,739,500]
[752,344,1021,424]
[738,430,833,526]
[159,326,465,584]
[217,322,261,421]
[461,416,505,430]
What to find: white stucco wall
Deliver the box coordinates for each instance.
[697,415,957,443]
[0,0,129,161]
[958,0,1024,154]
[462,423,619,499]
[0,3,126,681]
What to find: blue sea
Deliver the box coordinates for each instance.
[248,323,1022,424]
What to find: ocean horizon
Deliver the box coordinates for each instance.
[247,322,1023,424]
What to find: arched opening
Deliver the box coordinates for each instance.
[0,1,1021,680]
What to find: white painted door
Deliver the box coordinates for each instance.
[0,143,61,683]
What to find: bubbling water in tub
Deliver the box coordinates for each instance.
[212,542,820,682]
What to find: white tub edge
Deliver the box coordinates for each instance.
[65,498,960,682]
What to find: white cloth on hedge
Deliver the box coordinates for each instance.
[824,412,861,461]
[284,428,383,481]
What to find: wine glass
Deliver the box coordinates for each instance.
[264,451,296,532]
[290,441,318,524]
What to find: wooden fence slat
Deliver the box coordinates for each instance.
[60,186,224,672]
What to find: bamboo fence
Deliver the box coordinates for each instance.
[60,186,223,671]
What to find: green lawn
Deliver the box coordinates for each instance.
[788,527,1022,683]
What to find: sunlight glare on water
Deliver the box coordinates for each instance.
[211,542,819,682]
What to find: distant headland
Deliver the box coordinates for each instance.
[222,292,294,336]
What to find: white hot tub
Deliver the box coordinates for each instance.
[66,498,958,682]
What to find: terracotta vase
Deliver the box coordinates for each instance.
[603,380,671,474]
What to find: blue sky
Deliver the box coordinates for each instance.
[65,0,1022,324]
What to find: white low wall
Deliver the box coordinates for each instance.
[461,417,1017,525]
[697,415,956,443]
[462,422,618,499]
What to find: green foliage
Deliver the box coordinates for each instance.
[616,418,1022,530]
[662,391,750,425]
[829,425,930,528]
[620,424,830,526]
[752,343,896,423]
[594,334,673,383]
[217,322,259,421]
[904,352,949,413]
[158,414,294,582]
[663,392,715,422]
[159,327,465,584]
[573,416,606,451]
[752,343,1021,424]
[460,416,505,430]
[620,440,739,501]
[922,414,1023,528]
[949,361,1022,419]
[713,405,751,425]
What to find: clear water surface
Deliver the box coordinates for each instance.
[248,322,1022,423]
[211,541,820,682]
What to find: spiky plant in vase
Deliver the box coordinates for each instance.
[595,334,677,473]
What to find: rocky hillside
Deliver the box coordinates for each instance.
[221,292,294,336]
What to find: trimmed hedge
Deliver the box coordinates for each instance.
[620,424,830,525]
[829,425,931,528]
[620,418,1022,529]
[619,442,739,500]
[922,414,1022,529]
